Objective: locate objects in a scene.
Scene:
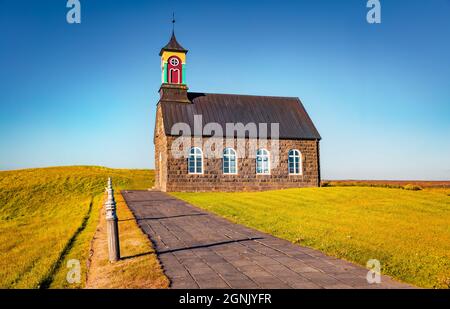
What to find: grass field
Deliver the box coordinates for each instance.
[86,192,169,288]
[0,166,157,288]
[172,187,450,288]
[2,166,449,289]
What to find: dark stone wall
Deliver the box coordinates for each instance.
[154,105,168,191]
[158,138,320,192]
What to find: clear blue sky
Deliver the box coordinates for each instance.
[1,0,449,180]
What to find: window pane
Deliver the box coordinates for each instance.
[257,149,269,174]
[289,154,300,174]
[231,160,236,173]
[188,148,203,173]
[188,155,195,174]
[224,149,237,174]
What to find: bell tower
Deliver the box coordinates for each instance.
[160,31,187,85]
[158,15,190,103]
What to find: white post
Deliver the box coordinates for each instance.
[105,177,120,262]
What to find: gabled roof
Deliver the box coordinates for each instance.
[159,92,321,140]
[159,31,188,56]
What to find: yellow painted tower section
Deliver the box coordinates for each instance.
[161,50,187,84]
[161,51,186,63]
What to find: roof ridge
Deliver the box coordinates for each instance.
[188,91,299,100]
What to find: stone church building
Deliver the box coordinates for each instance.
[154,31,321,192]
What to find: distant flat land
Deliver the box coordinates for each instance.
[323,180,450,188]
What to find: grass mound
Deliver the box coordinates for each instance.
[0,166,154,288]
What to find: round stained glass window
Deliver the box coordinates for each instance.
[170,58,179,66]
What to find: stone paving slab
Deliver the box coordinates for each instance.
[122,190,414,289]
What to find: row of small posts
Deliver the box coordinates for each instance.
[105,177,120,262]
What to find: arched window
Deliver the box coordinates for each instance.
[288,149,302,175]
[188,147,203,174]
[256,149,270,175]
[223,148,237,174]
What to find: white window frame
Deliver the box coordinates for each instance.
[188,147,203,175]
[223,148,238,175]
[288,149,302,175]
[256,148,270,175]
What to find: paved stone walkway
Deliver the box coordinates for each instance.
[122,190,412,289]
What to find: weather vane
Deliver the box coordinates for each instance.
[172,12,175,32]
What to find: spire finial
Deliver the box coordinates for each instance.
[172,12,175,33]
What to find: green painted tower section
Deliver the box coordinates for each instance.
[182,64,186,84]
[163,62,168,83]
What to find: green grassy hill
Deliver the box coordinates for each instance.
[173,187,450,288]
[0,166,154,288]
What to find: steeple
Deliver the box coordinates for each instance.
[159,16,190,103]
[159,31,188,56]
[159,15,188,85]
[161,13,187,54]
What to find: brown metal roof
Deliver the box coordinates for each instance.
[159,92,321,140]
[159,32,188,56]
